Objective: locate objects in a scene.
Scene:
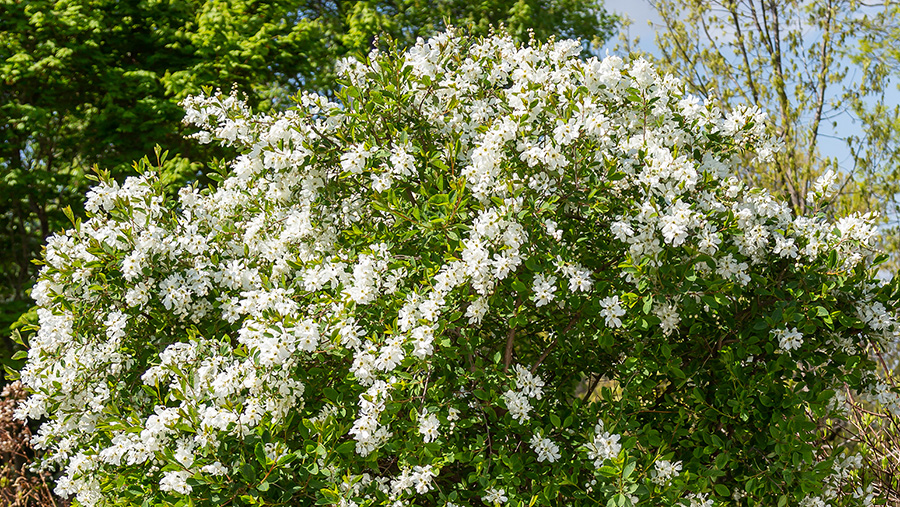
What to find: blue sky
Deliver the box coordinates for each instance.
[603,0,661,47]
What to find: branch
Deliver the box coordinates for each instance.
[729,0,760,103]
[806,0,836,168]
[531,336,557,375]
[503,296,522,374]
[531,313,580,374]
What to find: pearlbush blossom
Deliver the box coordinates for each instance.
[14,29,899,507]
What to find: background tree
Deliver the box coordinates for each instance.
[846,2,900,273]
[643,0,898,227]
[0,0,618,381]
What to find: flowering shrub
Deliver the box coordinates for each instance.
[12,29,900,506]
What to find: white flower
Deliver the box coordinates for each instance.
[341,144,371,174]
[655,302,681,335]
[532,273,557,307]
[466,296,489,324]
[104,311,128,341]
[799,495,827,507]
[836,212,877,244]
[513,364,545,399]
[773,233,798,259]
[858,301,894,331]
[389,143,416,177]
[652,459,682,485]
[159,470,192,495]
[530,434,561,462]
[807,170,839,205]
[600,296,626,328]
[660,200,694,246]
[545,219,563,241]
[585,423,621,466]
[630,57,656,88]
[411,465,436,494]
[716,253,750,285]
[551,121,575,146]
[201,462,227,476]
[684,492,713,507]
[418,411,440,443]
[678,95,703,119]
[772,327,803,352]
[611,220,634,242]
[391,464,436,496]
[483,488,508,505]
[411,325,435,359]
[372,172,393,192]
[502,390,532,423]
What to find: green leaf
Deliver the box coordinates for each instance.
[428,193,449,206]
[241,462,257,483]
[622,460,636,479]
[642,296,653,314]
[255,442,268,466]
[337,441,356,454]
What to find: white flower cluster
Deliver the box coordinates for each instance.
[529,433,562,463]
[599,296,626,328]
[482,487,508,505]
[584,421,621,467]
[502,365,545,423]
[682,492,713,507]
[350,380,393,456]
[418,410,440,443]
[772,327,804,352]
[15,27,899,507]
[652,459,682,485]
[806,170,841,206]
[390,465,436,497]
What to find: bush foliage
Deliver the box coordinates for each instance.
[13,30,900,506]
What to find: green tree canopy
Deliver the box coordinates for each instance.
[0,0,618,377]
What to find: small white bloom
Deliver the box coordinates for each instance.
[418,411,440,443]
[655,302,681,335]
[652,459,682,485]
[772,327,803,352]
[584,423,621,466]
[530,433,561,462]
[513,364,545,399]
[599,296,626,328]
[502,390,532,423]
[483,488,508,505]
[159,470,192,495]
[806,170,839,205]
[532,273,557,307]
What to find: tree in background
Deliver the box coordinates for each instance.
[847,3,900,265]
[0,0,618,379]
[643,0,898,227]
